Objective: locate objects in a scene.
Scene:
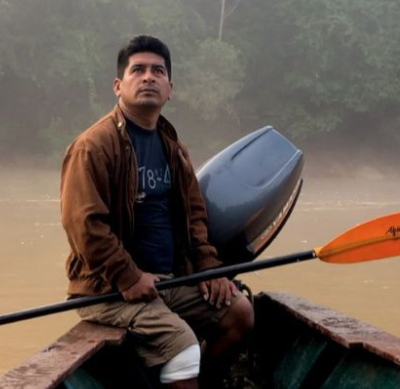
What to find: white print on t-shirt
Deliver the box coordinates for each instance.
[138,165,171,190]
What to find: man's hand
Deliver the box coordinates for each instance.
[198,278,238,309]
[122,272,160,303]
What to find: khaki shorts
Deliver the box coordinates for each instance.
[77,281,242,367]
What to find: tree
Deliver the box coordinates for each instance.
[1,0,400,162]
[177,38,245,122]
[224,0,400,144]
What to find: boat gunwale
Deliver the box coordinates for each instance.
[264,292,400,367]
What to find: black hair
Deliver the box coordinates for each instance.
[117,35,172,80]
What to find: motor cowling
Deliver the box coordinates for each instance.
[196,127,304,265]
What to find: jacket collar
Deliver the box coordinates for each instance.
[111,104,178,142]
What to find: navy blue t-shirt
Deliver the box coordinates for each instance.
[126,118,174,274]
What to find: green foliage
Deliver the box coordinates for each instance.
[132,0,207,43]
[266,0,400,138]
[277,1,394,134]
[177,38,245,121]
[1,0,400,162]
[279,0,400,108]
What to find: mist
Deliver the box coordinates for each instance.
[0,0,400,172]
[1,0,400,377]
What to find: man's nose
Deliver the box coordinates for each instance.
[143,68,155,82]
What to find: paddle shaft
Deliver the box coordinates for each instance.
[0,250,316,326]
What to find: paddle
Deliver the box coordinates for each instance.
[1,212,399,326]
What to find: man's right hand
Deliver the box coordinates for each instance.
[122,272,160,303]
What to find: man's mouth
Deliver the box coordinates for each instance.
[139,88,159,94]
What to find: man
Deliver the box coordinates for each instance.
[61,35,254,389]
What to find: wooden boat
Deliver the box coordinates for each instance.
[1,291,400,389]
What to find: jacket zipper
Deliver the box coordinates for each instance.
[125,139,138,239]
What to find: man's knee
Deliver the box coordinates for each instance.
[220,296,254,337]
[160,344,201,384]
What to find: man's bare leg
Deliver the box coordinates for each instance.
[166,378,198,389]
[200,297,254,387]
[208,296,254,357]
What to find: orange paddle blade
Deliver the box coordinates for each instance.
[315,213,400,263]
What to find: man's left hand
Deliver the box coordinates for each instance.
[198,278,238,309]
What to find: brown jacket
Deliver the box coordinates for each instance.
[61,105,221,296]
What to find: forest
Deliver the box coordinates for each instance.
[1,0,400,165]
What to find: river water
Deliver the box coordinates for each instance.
[0,166,400,377]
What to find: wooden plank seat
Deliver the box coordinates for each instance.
[0,321,127,389]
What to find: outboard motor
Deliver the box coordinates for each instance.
[196,126,304,265]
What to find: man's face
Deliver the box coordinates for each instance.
[114,52,172,114]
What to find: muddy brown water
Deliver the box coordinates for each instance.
[1,166,400,377]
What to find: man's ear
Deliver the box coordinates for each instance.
[168,81,174,100]
[113,78,121,97]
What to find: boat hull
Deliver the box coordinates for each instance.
[245,293,400,389]
[2,292,400,389]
